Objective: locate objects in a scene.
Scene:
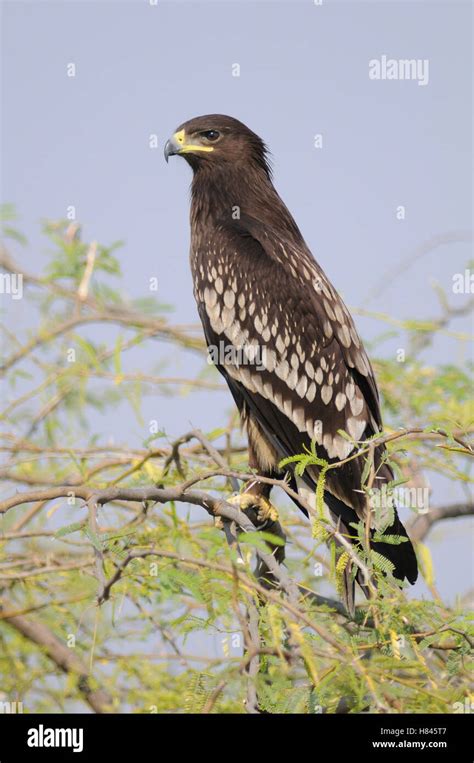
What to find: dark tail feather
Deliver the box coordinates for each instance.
[324,490,418,606]
[289,476,418,612]
[371,512,418,585]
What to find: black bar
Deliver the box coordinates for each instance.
[0,712,471,761]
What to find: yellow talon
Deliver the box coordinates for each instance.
[228,493,279,524]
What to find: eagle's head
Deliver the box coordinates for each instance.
[164,114,271,177]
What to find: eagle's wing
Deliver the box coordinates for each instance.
[194,213,418,586]
[196,213,382,507]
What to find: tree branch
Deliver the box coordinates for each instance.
[0,597,112,713]
[408,502,474,542]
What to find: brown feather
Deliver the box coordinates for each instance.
[169,114,418,588]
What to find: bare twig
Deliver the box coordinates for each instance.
[77,241,97,301]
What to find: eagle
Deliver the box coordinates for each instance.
[165,114,418,611]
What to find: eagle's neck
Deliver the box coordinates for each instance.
[190,163,299,241]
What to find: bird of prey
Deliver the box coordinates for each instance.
[164,114,418,611]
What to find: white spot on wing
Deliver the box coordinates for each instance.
[350,394,364,416]
[296,376,308,398]
[321,385,333,404]
[337,324,351,348]
[306,382,316,402]
[224,290,235,309]
[347,416,365,441]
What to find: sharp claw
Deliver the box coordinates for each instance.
[227,493,279,523]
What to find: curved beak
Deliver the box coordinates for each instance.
[164,137,179,163]
[164,129,186,163]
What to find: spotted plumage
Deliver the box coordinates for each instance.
[165,114,418,609]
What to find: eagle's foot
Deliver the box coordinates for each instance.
[228,492,285,586]
[227,492,279,528]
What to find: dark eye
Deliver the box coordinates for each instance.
[200,130,220,142]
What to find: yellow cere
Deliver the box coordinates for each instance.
[173,129,214,154]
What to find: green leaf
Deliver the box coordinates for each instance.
[370,551,395,576]
[83,526,104,552]
[360,454,373,487]
[238,531,285,547]
[55,521,87,538]
[3,226,27,245]
[114,336,123,377]
[371,533,408,545]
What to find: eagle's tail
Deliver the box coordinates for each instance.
[324,490,418,613]
[294,476,418,615]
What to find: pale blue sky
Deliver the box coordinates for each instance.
[1,0,472,604]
